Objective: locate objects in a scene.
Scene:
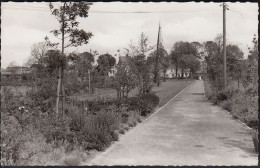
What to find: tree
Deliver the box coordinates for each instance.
[244,34,258,91]
[127,32,153,57]
[97,53,116,76]
[170,41,201,78]
[27,42,48,67]
[126,32,153,95]
[149,47,169,82]
[96,53,116,87]
[226,44,244,80]
[46,2,93,114]
[204,34,244,90]
[113,57,136,101]
[170,41,184,77]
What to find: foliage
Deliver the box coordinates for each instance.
[112,56,136,101]
[170,41,201,78]
[96,53,116,76]
[46,2,93,49]
[26,42,48,67]
[204,80,258,129]
[204,34,244,90]
[140,93,160,108]
[119,129,125,134]
[126,93,159,116]
[126,32,154,94]
[149,47,169,82]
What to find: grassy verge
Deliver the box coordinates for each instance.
[203,80,258,129]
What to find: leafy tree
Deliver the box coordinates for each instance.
[96,53,116,87]
[170,41,185,77]
[149,47,169,82]
[204,34,244,90]
[113,56,136,101]
[97,53,116,76]
[27,42,48,67]
[226,44,244,80]
[170,41,200,78]
[127,32,153,57]
[243,34,258,92]
[46,2,93,114]
[126,32,153,95]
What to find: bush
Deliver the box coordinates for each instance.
[112,130,119,141]
[140,93,160,108]
[128,121,134,127]
[126,94,159,116]
[121,113,129,123]
[123,126,129,131]
[219,100,232,112]
[76,110,120,151]
[87,99,119,112]
[137,117,142,123]
[61,149,87,166]
[119,129,125,134]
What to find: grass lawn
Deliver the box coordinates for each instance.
[153,79,193,107]
[71,79,194,106]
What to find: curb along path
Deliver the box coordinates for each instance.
[85,80,258,166]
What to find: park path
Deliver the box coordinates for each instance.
[85,80,258,166]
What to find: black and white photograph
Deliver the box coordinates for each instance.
[1,1,258,166]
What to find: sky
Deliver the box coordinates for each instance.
[1,2,258,68]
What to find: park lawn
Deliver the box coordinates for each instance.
[153,79,193,107]
[71,79,194,107]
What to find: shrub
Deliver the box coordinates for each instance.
[121,113,129,123]
[138,99,154,116]
[132,121,137,126]
[76,110,120,151]
[119,129,125,134]
[123,126,129,131]
[137,117,142,123]
[61,149,86,166]
[140,93,160,108]
[219,100,232,112]
[126,93,159,116]
[112,130,119,141]
[87,99,119,112]
[128,121,134,127]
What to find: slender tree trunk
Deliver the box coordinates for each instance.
[175,65,178,78]
[56,68,62,114]
[56,3,66,115]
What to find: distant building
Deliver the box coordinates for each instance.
[108,66,117,77]
[1,66,31,80]
[163,64,189,78]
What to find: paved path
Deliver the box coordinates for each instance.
[87,80,258,166]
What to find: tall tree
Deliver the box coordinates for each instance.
[170,41,200,78]
[204,34,244,90]
[149,47,169,82]
[113,56,136,101]
[127,32,153,95]
[27,42,48,67]
[96,53,116,87]
[46,2,93,114]
[97,53,116,76]
[245,34,258,91]
[170,41,184,77]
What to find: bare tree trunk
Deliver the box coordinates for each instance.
[56,3,66,115]
[175,65,178,78]
[56,67,62,114]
